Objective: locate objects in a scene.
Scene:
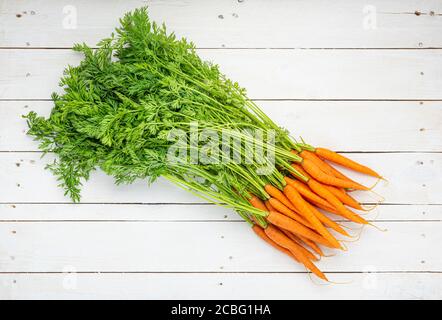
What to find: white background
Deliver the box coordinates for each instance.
[0,0,441,299]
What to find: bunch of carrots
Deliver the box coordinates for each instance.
[25,8,383,282]
[249,148,381,281]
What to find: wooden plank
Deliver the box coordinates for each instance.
[1,0,442,48]
[1,49,442,100]
[0,152,440,204]
[1,272,441,299]
[2,100,441,152]
[1,203,438,222]
[0,203,237,221]
[0,221,440,272]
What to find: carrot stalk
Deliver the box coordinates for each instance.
[315,147,381,178]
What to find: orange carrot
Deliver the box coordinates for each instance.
[304,201,349,236]
[291,163,310,179]
[308,179,368,224]
[268,198,314,229]
[302,158,369,190]
[280,229,318,261]
[265,184,297,211]
[252,224,299,262]
[249,194,268,212]
[266,211,334,248]
[264,200,275,212]
[325,185,363,210]
[281,223,323,256]
[315,147,381,178]
[290,164,355,212]
[283,185,341,249]
[298,235,324,256]
[264,224,328,281]
[284,176,332,208]
[300,150,354,182]
[313,201,341,215]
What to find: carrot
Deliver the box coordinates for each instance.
[299,150,354,182]
[304,201,349,237]
[264,200,275,212]
[279,218,324,257]
[325,185,363,210]
[313,201,341,215]
[249,194,268,212]
[280,229,318,261]
[300,150,354,182]
[265,224,328,281]
[264,184,297,211]
[266,211,334,248]
[283,185,341,249]
[284,176,332,208]
[298,235,324,256]
[315,147,381,178]
[268,198,314,229]
[308,179,368,224]
[291,163,310,179]
[302,158,369,190]
[252,224,299,262]
[324,163,354,184]
[290,164,356,212]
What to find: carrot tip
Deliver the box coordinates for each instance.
[368,189,385,202]
[362,203,379,212]
[368,222,388,232]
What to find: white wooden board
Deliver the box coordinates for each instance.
[1,0,441,300]
[1,203,438,222]
[1,273,440,300]
[0,152,440,204]
[1,49,442,100]
[1,0,442,49]
[0,221,440,272]
[2,100,441,152]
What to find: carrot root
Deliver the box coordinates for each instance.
[315,147,381,178]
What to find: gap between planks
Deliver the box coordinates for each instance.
[2,151,442,154]
[0,220,440,223]
[0,271,441,274]
[3,98,442,101]
[2,202,441,205]
[2,47,442,50]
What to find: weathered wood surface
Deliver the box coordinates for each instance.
[1,0,442,49]
[1,0,441,299]
[1,49,442,100]
[2,101,441,152]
